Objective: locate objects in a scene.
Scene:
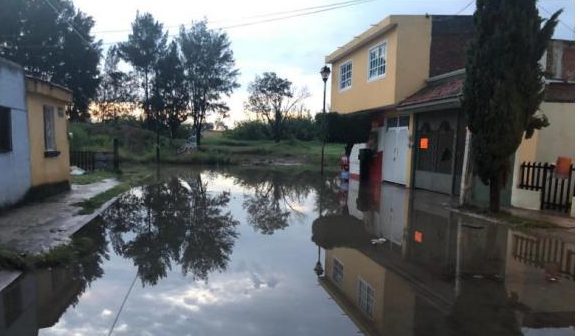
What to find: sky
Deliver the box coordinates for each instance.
[73,0,576,126]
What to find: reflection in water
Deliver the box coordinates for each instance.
[313,182,574,336]
[0,220,108,335]
[0,168,573,335]
[101,174,240,285]
[232,169,342,234]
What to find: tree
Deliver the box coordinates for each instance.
[0,0,102,121]
[178,20,239,146]
[245,72,310,142]
[151,41,189,138]
[462,0,561,212]
[118,12,167,128]
[93,46,139,122]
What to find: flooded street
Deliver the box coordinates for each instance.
[0,167,574,336]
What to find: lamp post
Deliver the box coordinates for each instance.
[319,65,331,175]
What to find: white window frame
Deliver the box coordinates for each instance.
[331,258,344,285]
[367,41,387,82]
[339,60,352,91]
[43,105,57,152]
[357,277,375,318]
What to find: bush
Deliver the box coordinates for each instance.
[226,117,319,141]
[315,111,372,144]
[226,120,271,140]
[283,117,318,141]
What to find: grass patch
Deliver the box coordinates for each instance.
[70,122,345,166]
[71,170,119,185]
[0,232,103,271]
[74,166,152,215]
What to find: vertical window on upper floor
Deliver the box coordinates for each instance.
[43,105,57,152]
[0,106,12,153]
[368,42,386,80]
[339,60,352,91]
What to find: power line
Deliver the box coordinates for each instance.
[107,273,139,336]
[455,0,475,15]
[2,0,374,49]
[94,0,371,34]
[42,0,93,47]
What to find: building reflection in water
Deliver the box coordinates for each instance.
[312,180,574,336]
[0,220,108,336]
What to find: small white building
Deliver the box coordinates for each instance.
[0,58,31,208]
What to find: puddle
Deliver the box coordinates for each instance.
[0,167,574,335]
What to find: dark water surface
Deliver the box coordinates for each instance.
[0,167,574,336]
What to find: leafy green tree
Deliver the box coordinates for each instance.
[178,20,239,146]
[245,72,310,142]
[0,0,101,121]
[94,46,139,122]
[118,12,167,128]
[462,0,561,212]
[151,41,190,138]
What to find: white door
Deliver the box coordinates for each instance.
[382,117,409,185]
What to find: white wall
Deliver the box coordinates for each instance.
[0,59,31,208]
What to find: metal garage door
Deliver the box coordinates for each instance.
[414,110,464,195]
[382,116,409,185]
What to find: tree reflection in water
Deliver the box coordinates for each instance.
[101,174,239,286]
[226,169,342,235]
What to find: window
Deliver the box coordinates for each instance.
[43,105,56,152]
[332,258,344,285]
[368,42,386,80]
[358,278,375,317]
[339,61,352,90]
[0,106,11,153]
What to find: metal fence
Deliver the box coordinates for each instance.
[512,233,574,280]
[519,161,574,213]
[70,139,120,172]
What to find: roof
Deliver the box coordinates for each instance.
[325,15,400,64]
[398,75,464,108]
[25,75,73,103]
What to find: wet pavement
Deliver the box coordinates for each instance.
[0,178,119,254]
[0,167,574,335]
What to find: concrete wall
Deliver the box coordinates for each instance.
[516,102,575,164]
[0,59,31,208]
[511,101,574,211]
[328,16,431,113]
[26,78,72,187]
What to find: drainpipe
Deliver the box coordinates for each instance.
[459,129,472,206]
[449,111,461,198]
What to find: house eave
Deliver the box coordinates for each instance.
[398,96,461,113]
[325,22,398,64]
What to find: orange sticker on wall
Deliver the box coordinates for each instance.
[414,231,423,243]
[419,138,429,149]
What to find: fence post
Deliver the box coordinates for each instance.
[519,162,525,189]
[113,138,120,171]
[540,163,549,210]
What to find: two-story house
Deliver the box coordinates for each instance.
[327,15,574,215]
[326,15,473,193]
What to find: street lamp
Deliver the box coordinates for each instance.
[314,246,324,277]
[319,65,331,175]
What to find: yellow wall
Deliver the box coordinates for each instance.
[328,16,431,114]
[325,248,415,335]
[516,102,575,164]
[26,78,72,187]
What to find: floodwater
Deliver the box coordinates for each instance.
[0,167,574,336]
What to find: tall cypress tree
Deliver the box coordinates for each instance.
[462,0,561,212]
